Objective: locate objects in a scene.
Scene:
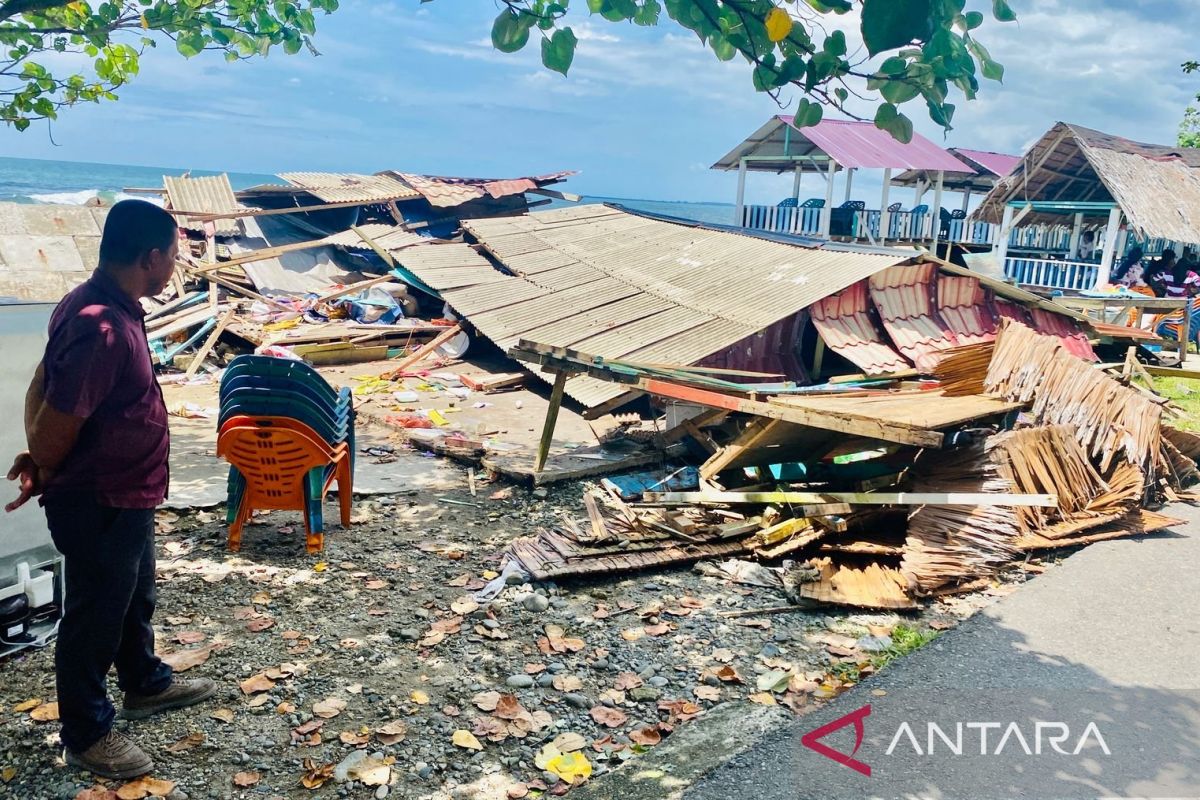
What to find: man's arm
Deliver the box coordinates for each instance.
[6,361,83,512]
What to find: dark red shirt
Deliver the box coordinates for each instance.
[41,269,169,509]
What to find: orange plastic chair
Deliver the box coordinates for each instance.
[217,420,352,553]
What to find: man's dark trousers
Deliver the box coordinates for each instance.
[45,496,173,752]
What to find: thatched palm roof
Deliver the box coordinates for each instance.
[973,122,1200,244]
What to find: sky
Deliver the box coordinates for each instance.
[0,0,1198,204]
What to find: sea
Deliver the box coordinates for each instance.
[0,155,737,227]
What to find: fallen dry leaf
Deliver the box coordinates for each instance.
[494,694,527,721]
[929,620,956,631]
[693,685,721,702]
[281,630,303,640]
[442,704,461,717]
[452,729,483,751]
[247,694,271,709]
[447,574,470,587]
[658,699,702,723]
[679,596,706,609]
[552,675,583,692]
[165,615,192,626]
[312,698,347,719]
[210,708,235,723]
[629,727,662,746]
[589,706,628,728]
[347,756,391,787]
[507,783,530,799]
[410,690,430,705]
[550,732,588,753]
[714,665,743,684]
[711,648,736,663]
[339,638,362,649]
[871,689,888,697]
[375,720,407,745]
[232,607,256,621]
[613,673,643,691]
[232,772,260,788]
[12,698,41,713]
[300,758,334,790]
[30,702,59,722]
[165,732,204,753]
[473,716,508,743]
[161,644,216,672]
[115,776,175,799]
[364,579,388,590]
[172,631,206,645]
[524,663,546,675]
[419,631,446,647]
[277,701,296,714]
[239,673,276,695]
[748,692,777,705]
[598,689,626,706]
[73,787,116,800]
[472,691,501,712]
[339,731,370,747]
[0,766,14,784]
[619,628,643,642]
[475,624,509,639]
[451,597,479,615]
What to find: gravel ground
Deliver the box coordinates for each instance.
[0,461,1025,800]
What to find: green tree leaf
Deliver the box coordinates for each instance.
[861,0,933,57]
[492,8,532,53]
[992,0,1017,22]
[540,27,577,74]
[875,103,914,143]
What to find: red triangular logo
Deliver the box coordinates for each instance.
[801,703,872,776]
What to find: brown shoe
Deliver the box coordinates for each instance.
[120,677,217,720]
[65,729,153,780]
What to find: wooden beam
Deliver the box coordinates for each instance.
[189,238,331,273]
[184,308,236,379]
[639,378,944,448]
[700,418,781,480]
[169,199,373,221]
[641,490,1058,508]
[382,324,462,379]
[1145,365,1200,380]
[316,274,397,303]
[351,224,398,267]
[535,371,569,473]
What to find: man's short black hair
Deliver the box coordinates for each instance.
[99,199,178,267]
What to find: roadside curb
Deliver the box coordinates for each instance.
[571,701,792,800]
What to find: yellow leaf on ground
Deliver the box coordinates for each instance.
[1,766,15,783]
[544,750,592,784]
[12,699,41,713]
[313,562,327,572]
[210,708,235,723]
[166,732,204,753]
[30,702,59,722]
[410,690,430,705]
[452,729,483,751]
[312,698,347,719]
[748,692,777,705]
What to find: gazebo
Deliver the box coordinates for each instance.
[712,116,974,243]
[973,122,1200,291]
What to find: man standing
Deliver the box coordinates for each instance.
[5,200,215,779]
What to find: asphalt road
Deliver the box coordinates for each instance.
[685,504,1200,800]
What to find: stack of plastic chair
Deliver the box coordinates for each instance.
[216,355,355,553]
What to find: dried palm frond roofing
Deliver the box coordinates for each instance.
[973,121,1200,244]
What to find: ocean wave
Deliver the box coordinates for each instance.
[25,189,162,206]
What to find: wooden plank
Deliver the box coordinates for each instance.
[189,237,330,272]
[700,418,780,480]
[184,308,236,378]
[1145,365,1200,380]
[641,490,1058,507]
[316,274,397,302]
[639,378,944,448]
[382,324,463,379]
[583,493,607,541]
[535,371,569,473]
[170,199,376,221]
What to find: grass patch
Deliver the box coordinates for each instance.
[829,624,941,684]
[1153,378,1200,431]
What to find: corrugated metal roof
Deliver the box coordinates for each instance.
[394,204,909,407]
[712,117,974,173]
[163,174,242,237]
[951,148,1019,178]
[278,172,420,204]
[0,203,104,301]
[387,171,576,209]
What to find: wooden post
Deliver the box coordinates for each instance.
[930,170,945,242]
[184,308,236,379]
[820,160,836,237]
[1068,212,1084,260]
[812,337,826,381]
[1097,206,1123,288]
[994,205,1015,271]
[791,166,802,201]
[735,158,748,227]
[535,371,569,473]
[879,168,893,244]
[960,187,972,213]
[843,168,854,203]
[382,324,462,379]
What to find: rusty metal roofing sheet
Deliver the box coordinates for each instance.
[712,116,974,173]
[278,172,420,204]
[388,171,576,209]
[163,174,242,237]
[390,204,909,406]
